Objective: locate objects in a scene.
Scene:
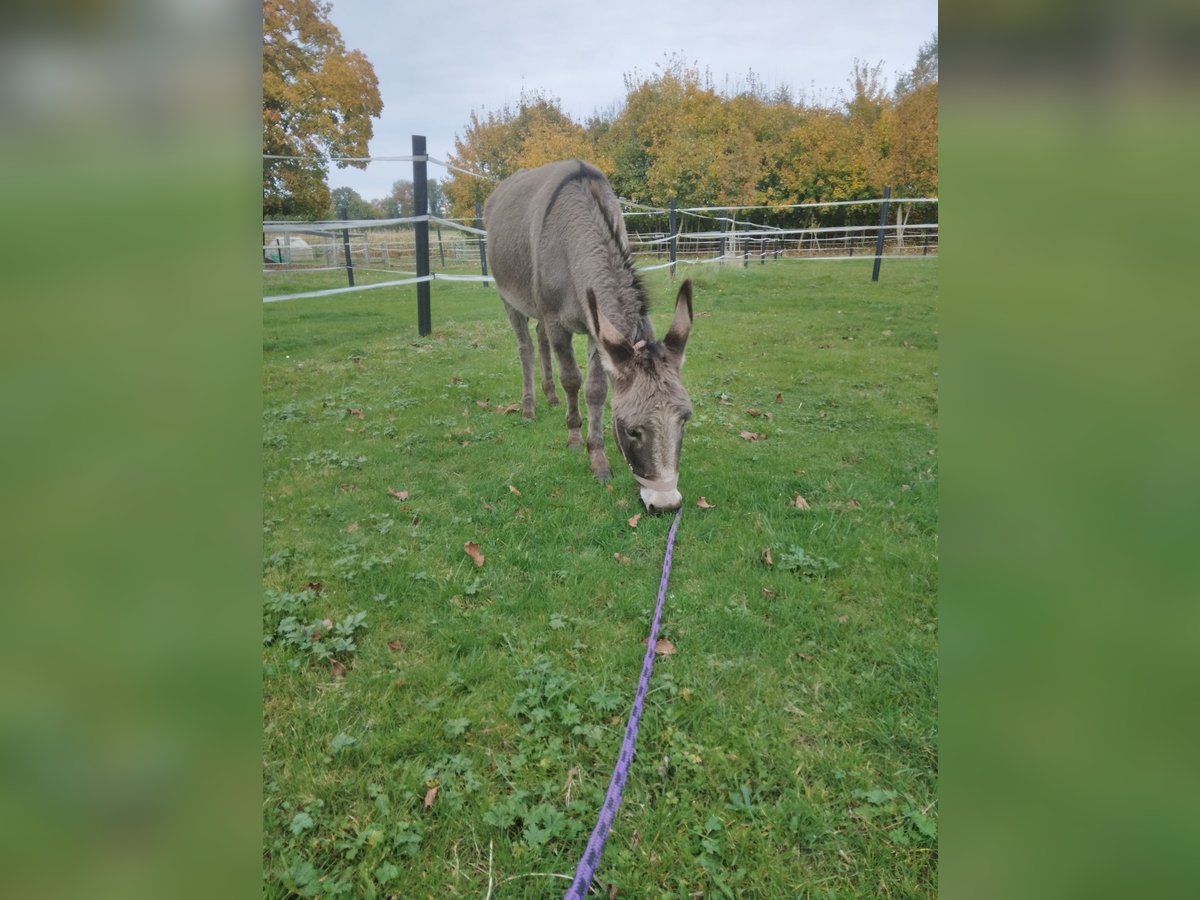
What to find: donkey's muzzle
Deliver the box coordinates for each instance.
[640,487,683,514]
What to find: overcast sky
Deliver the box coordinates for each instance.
[322,0,937,202]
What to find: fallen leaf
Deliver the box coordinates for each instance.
[793,494,811,510]
[345,522,359,534]
[761,548,774,567]
[387,639,406,653]
[654,638,677,656]
[746,407,762,417]
[306,581,323,593]
[628,513,642,528]
[846,498,861,508]
[613,553,630,565]
[330,659,346,678]
[451,375,462,384]
[901,484,911,492]
[837,614,849,624]
[775,393,783,403]
[476,399,490,409]
[605,484,614,493]
[424,785,439,811]
[739,430,761,441]
[347,408,364,419]
[464,541,485,567]
[495,403,520,414]
[387,488,409,502]
[764,412,774,422]
[762,586,778,598]
[339,483,358,492]
[508,484,522,497]
[696,496,716,509]
[481,499,494,511]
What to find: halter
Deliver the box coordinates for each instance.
[632,470,678,495]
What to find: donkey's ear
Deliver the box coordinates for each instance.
[663,279,694,366]
[587,288,634,376]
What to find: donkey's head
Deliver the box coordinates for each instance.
[586,280,694,514]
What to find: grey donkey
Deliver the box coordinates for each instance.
[484,159,694,513]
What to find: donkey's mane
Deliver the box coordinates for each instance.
[584,174,650,320]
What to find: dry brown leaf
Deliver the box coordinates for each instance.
[764,412,774,422]
[330,659,346,679]
[464,541,485,567]
[775,393,783,403]
[345,522,359,534]
[423,785,439,811]
[901,484,911,492]
[793,494,811,510]
[451,375,462,384]
[339,483,358,492]
[613,552,630,565]
[762,586,778,599]
[654,638,677,656]
[306,581,323,593]
[387,488,410,502]
[696,496,715,509]
[746,407,762,417]
[740,431,765,441]
[837,614,849,624]
[846,499,861,508]
[347,408,364,419]
[508,484,522,497]
[496,403,520,414]
[628,513,642,528]
[387,639,406,653]
[481,499,494,511]
[476,399,490,409]
[761,548,774,567]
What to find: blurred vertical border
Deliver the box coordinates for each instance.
[941,2,1200,898]
[0,2,262,898]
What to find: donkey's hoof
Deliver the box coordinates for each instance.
[522,402,536,419]
[547,395,561,407]
[594,468,612,484]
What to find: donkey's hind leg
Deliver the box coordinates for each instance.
[501,298,538,419]
[535,319,560,407]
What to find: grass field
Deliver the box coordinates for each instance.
[262,259,938,897]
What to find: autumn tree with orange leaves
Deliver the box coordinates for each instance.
[263,0,383,218]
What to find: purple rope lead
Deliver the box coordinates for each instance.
[565,507,683,898]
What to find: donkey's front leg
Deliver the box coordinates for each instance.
[584,342,612,482]
[545,323,584,450]
[535,320,560,407]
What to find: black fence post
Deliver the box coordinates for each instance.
[719,215,727,261]
[475,201,490,287]
[436,225,445,267]
[743,241,749,268]
[872,186,891,282]
[668,199,678,278]
[339,202,355,287]
[923,230,930,256]
[413,135,431,335]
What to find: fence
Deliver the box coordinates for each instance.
[263,136,938,333]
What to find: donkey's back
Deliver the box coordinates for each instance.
[483,159,631,334]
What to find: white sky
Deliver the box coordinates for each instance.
[322,0,937,201]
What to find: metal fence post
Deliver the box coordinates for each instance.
[413,135,431,335]
[475,201,490,287]
[668,199,677,278]
[872,186,891,282]
[339,202,355,287]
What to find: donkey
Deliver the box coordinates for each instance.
[484,160,694,513]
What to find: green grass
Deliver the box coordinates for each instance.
[263,259,938,897]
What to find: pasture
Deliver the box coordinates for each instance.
[262,260,938,897]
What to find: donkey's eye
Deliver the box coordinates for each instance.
[627,428,642,442]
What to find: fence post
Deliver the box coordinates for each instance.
[436,225,446,267]
[923,229,930,256]
[668,199,677,278]
[872,186,891,282]
[475,201,490,287]
[719,215,727,261]
[339,202,355,287]
[413,135,431,335]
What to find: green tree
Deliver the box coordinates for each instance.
[263,0,383,218]
[327,187,376,220]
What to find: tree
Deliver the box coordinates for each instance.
[327,187,376,220]
[263,0,383,218]
[385,179,447,218]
